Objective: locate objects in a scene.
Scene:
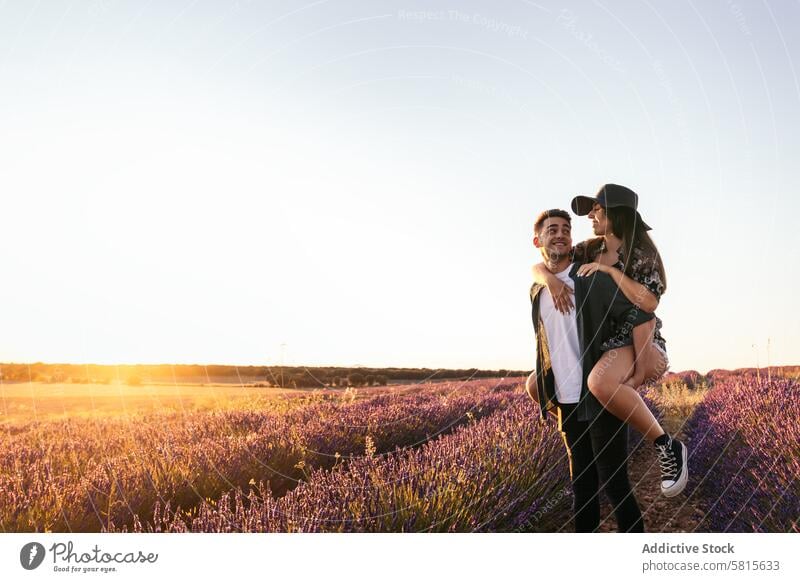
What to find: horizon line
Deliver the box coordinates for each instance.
[0,360,529,372]
[2,360,798,376]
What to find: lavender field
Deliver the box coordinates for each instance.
[1,371,797,533]
[684,372,800,532]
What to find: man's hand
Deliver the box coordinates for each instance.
[623,371,646,389]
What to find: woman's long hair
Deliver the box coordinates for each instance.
[607,206,667,293]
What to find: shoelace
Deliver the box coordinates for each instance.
[656,444,678,480]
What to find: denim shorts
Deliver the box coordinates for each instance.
[651,341,670,377]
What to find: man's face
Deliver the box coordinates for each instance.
[587,203,608,236]
[534,216,572,260]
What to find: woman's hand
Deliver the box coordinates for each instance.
[548,278,574,314]
[576,262,609,277]
[532,263,574,314]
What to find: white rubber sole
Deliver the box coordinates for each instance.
[661,441,688,498]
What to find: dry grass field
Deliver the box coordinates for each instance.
[0,381,418,425]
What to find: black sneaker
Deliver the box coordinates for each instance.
[654,435,688,497]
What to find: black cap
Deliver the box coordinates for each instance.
[571,184,652,230]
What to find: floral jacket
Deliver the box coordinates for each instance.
[573,239,667,352]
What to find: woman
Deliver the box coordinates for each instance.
[532,184,688,498]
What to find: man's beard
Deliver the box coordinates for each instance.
[543,246,570,264]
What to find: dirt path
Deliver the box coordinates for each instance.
[597,399,708,533]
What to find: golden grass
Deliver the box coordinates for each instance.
[646,380,710,419]
[0,382,317,425]
[640,380,710,437]
[0,381,429,426]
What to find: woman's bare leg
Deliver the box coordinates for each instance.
[525,371,558,419]
[590,339,688,498]
[641,342,670,384]
[630,318,669,382]
[525,371,538,402]
[587,346,666,442]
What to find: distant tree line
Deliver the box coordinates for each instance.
[0,362,528,388]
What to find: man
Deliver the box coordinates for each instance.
[525,208,654,533]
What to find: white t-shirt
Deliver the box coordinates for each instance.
[538,263,582,404]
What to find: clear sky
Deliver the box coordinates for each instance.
[1,0,798,373]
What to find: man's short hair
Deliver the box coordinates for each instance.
[534,209,571,235]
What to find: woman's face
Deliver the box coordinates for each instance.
[587,203,608,236]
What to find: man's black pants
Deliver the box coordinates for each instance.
[557,402,644,533]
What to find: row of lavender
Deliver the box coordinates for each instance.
[0,379,518,532]
[120,394,570,532]
[684,374,799,532]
